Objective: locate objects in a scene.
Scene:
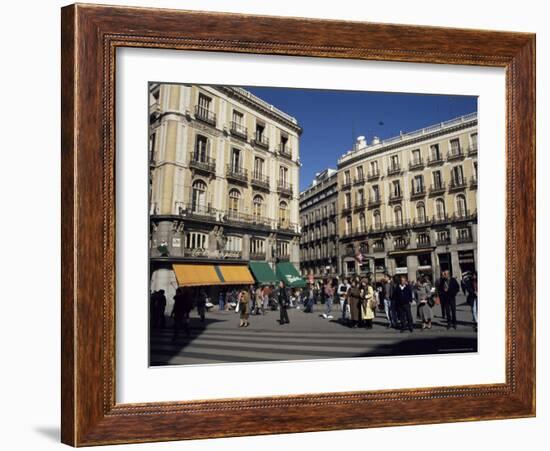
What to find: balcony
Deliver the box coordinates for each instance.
[427,155,444,166]
[411,217,432,228]
[429,182,446,196]
[432,214,449,225]
[341,204,353,215]
[470,176,478,188]
[388,192,403,203]
[409,158,425,170]
[354,199,367,210]
[387,164,402,176]
[447,149,464,161]
[277,143,292,159]
[354,176,365,185]
[372,242,385,253]
[223,210,271,228]
[394,238,409,250]
[176,203,218,221]
[457,234,473,244]
[367,169,380,180]
[368,196,381,208]
[278,220,298,232]
[448,178,468,191]
[436,236,451,246]
[410,186,426,199]
[189,153,216,174]
[250,252,267,260]
[230,121,248,140]
[386,220,410,232]
[341,179,352,190]
[252,132,270,150]
[195,105,216,127]
[250,172,270,191]
[468,145,478,156]
[226,164,248,184]
[452,209,474,221]
[277,180,293,197]
[416,237,432,248]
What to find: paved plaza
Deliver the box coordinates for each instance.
[150,295,477,366]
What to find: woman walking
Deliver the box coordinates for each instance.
[416,277,434,330]
[347,278,362,328]
[238,288,250,327]
[277,280,290,325]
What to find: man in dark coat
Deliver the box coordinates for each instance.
[437,270,460,329]
[277,280,290,325]
[392,275,414,332]
[172,287,193,340]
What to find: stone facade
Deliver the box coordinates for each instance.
[336,113,478,282]
[299,169,339,279]
[149,84,302,305]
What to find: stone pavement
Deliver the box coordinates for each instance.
[150,295,477,366]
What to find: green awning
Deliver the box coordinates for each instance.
[276,262,306,288]
[248,261,279,285]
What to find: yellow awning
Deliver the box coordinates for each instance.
[172,264,222,287]
[217,265,255,285]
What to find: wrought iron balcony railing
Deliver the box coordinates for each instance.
[230,121,248,139]
[189,153,216,173]
[226,164,248,183]
[195,105,216,126]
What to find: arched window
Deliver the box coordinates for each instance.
[435,198,446,220]
[228,189,241,214]
[456,194,467,217]
[373,210,381,230]
[191,179,207,212]
[279,201,288,227]
[394,206,403,226]
[253,195,264,219]
[416,201,426,223]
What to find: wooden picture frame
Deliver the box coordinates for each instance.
[61,3,536,446]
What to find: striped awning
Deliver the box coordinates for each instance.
[172,264,254,287]
[217,265,255,285]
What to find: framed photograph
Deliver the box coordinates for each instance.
[61,3,536,446]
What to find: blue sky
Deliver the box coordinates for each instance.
[245,86,477,192]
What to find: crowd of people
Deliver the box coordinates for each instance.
[149,270,478,340]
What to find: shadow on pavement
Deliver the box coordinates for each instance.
[355,336,478,357]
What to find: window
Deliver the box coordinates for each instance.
[412,149,421,164]
[279,201,289,226]
[394,206,403,225]
[370,160,379,175]
[224,236,243,253]
[344,192,351,209]
[344,170,351,185]
[232,109,243,125]
[457,227,471,241]
[185,232,208,250]
[373,210,381,230]
[279,166,289,184]
[228,189,241,213]
[356,166,364,180]
[452,165,464,184]
[433,170,442,188]
[412,175,424,193]
[191,180,207,212]
[416,202,426,222]
[359,213,366,232]
[253,195,264,218]
[198,93,212,112]
[371,185,380,200]
[391,180,401,197]
[255,122,266,140]
[277,241,289,257]
[231,148,242,171]
[194,135,209,161]
[450,138,461,155]
[432,144,441,160]
[470,132,478,149]
[456,194,467,217]
[345,216,352,234]
[280,134,289,151]
[437,230,450,243]
[390,155,400,170]
[357,188,365,204]
[251,238,265,255]
[417,232,430,246]
[254,157,264,177]
[435,198,446,220]
[473,161,478,180]
[149,132,156,162]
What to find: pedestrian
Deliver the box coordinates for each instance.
[155,289,167,328]
[416,276,434,330]
[463,272,478,331]
[322,279,335,319]
[238,288,250,327]
[171,287,193,340]
[347,278,362,328]
[437,270,460,329]
[360,279,375,329]
[277,280,290,325]
[218,289,225,311]
[381,275,394,328]
[393,275,414,332]
[196,288,207,323]
[254,285,264,315]
[304,283,315,313]
[338,278,350,320]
